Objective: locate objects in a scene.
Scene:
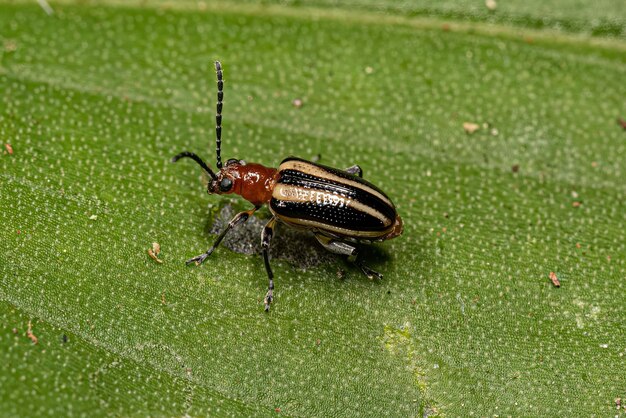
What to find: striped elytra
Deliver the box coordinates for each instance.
[269,157,400,240]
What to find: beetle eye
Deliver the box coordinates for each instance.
[219,177,233,192]
[226,158,239,166]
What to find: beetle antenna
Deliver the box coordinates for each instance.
[215,61,224,170]
[171,151,218,180]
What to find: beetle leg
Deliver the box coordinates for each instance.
[344,164,363,177]
[186,205,260,266]
[315,234,357,257]
[314,234,382,280]
[308,154,362,177]
[261,217,277,312]
[354,260,383,280]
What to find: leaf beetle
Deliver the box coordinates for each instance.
[173,61,403,311]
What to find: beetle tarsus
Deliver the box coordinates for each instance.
[356,261,383,280]
[264,289,273,312]
[186,252,212,266]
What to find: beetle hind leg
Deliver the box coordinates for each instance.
[314,234,382,280]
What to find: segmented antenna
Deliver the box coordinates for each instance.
[215,61,224,169]
[171,151,218,180]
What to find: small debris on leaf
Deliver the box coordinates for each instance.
[161,292,166,305]
[576,242,581,249]
[616,398,621,410]
[549,271,560,287]
[292,98,303,108]
[89,214,98,220]
[148,243,163,264]
[617,118,626,130]
[572,201,581,208]
[485,0,497,11]
[463,122,480,134]
[441,23,451,31]
[4,40,17,52]
[62,334,68,344]
[511,164,520,173]
[12,328,18,334]
[27,320,38,344]
[4,143,13,155]
[364,66,374,74]
[275,407,282,413]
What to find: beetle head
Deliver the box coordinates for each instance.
[206,158,247,195]
[172,152,246,196]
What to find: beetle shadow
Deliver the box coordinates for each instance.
[204,203,392,278]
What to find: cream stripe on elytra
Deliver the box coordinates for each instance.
[275,214,393,238]
[279,160,393,208]
[273,183,392,226]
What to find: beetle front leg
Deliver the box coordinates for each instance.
[261,217,277,312]
[186,205,260,266]
[344,164,363,177]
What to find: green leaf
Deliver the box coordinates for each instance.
[1,1,625,416]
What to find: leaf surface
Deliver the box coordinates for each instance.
[1,1,625,416]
